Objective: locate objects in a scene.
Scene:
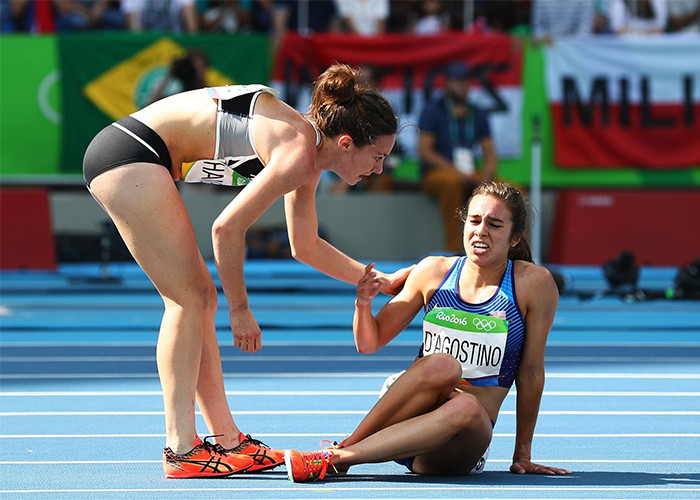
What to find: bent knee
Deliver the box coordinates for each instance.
[442,393,489,430]
[417,354,462,389]
[162,274,217,313]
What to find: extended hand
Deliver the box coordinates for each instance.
[376,264,416,296]
[357,263,382,306]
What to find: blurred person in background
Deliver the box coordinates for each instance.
[418,61,497,255]
[335,0,388,35]
[0,0,33,31]
[667,0,700,32]
[52,0,125,31]
[608,0,667,34]
[273,0,338,33]
[530,0,595,41]
[473,0,530,33]
[147,48,210,105]
[122,0,198,32]
[198,0,251,32]
[408,0,452,35]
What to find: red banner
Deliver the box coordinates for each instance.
[273,32,521,89]
[273,32,524,159]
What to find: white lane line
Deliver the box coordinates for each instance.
[3,371,700,380]
[2,390,699,397]
[2,459,699,465]
[1,433,698,439]
[0,486,698,494]
[0,356,412,362]
[1,410,700,417]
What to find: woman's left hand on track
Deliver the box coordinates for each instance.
[510,459,572,475]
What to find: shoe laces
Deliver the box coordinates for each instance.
[201,434,228,456]
[301,449,336,479]
[228,433,270,453]
[320,437,347,449]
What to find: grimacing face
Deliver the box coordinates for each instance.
[464,195,519,264]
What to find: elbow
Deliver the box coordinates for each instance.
[211,217,229,241]
[211,216,242,248]
[289,243,304,262]
[288,234,316,264]
[516,366,545,388]
[355,341,379,355]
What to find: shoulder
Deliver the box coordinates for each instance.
[254,94,317,171]
[405,255,457,291]
[512,260,559,309]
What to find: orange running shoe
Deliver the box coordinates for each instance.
[284,448,336,482]
[163,436,255,478]
[320,438,349,475]
[226,433,284,472]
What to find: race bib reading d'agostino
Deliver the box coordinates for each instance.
[423,307,508,381]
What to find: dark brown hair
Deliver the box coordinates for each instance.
[460,181,534,263]
[309,63,398,147]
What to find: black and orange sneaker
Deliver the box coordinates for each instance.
[163,436,255,478]
[284,448,336,482]
[226,433,284,472]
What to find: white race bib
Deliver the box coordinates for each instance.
[423,308,508,381]
[180,157,254,186]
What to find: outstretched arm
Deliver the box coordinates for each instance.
[284,172,413,294]
[510,264,571,475]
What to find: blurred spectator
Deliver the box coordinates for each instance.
[247,0,274,31]
[1,0,33,31]
[608,0,667,34]
[531,0,594,41]
[335,0,388,35]
[418,62,497,254]
[473,0,530,33]
[408,0,451,34]
[667,0,700,32]
[147,48,209,105]
[593,0,613,33]
[52,0,125,31]
[273,0,338,33]
[122,0,198,32]
[198,0,251,32]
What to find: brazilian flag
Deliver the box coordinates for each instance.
[58,33,270,174]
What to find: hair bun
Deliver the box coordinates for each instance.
[317,63,357,105]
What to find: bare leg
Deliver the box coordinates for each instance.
[194,258,242,448]
[334,353,492,475]
[344,353,461,446]
[89,164,229,454]
[335,393,492,475]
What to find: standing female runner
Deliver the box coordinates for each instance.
[83,63,409,478]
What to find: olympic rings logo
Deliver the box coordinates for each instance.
[473,318,497,331]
